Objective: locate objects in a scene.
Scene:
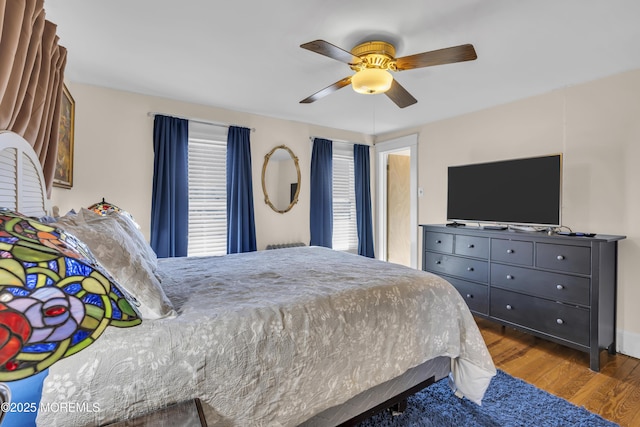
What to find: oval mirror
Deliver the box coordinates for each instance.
[262,145,301,213]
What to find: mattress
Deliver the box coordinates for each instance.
[38,247,495,426]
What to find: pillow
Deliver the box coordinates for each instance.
[105,210,158,272]
[86,200,158,271]
[54,209,176,320]
[87,199,140,229]
[36,209,76,225]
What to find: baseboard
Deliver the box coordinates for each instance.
[617,329,640,360]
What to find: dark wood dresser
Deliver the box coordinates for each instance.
[420,224,625,371]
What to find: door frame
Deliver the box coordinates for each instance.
[375,134,418,268]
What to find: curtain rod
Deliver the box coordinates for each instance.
[147,112,255,132]
[309,136,352,144]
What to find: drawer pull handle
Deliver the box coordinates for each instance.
[436,240,442,244]
[557,255,565,260]
[466,294,473,299]
[506,304,513,310]
[435,260,442,265]
[467,267,474,272]
[556,318,564,325]
[556,284,564,290]
[468,244,475,248]
[506,274,513,280]
[506,249,514,254]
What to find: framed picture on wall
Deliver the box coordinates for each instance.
[54,84,75,188]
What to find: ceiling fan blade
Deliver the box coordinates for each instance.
[300,40,360,64]
[395,44,477,71]
[385,80,417,108]
[300,76,352,104]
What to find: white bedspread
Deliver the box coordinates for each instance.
[38,247,495,426]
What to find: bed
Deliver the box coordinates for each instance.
[0,130,496,426]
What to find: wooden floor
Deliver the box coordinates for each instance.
[476,318,640,427]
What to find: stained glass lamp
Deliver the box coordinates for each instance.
[87,198,123,216]
[0,209,141,425]
[88,198,139,228]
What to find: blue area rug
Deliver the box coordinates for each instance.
[357,370,618,427]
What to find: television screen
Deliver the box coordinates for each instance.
[447,154,562,227]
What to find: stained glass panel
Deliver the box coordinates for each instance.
[87,199,139,228]
[0,209,141,382]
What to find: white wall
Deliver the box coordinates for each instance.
[52,71,639,357]
[378,69,640,357]
[51,83,371,250]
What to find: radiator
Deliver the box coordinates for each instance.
[265,242,306,250]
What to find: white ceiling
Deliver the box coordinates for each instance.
[44,0,640,136]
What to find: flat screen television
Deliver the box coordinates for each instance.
[447,154,562,227]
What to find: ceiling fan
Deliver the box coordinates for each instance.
[299,39,477,108]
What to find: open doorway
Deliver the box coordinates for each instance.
[387,151,411,266]
[375,134,418,268]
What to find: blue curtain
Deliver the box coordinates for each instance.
[310,138,333,247]
[354,144,375,258]
[227,126,257,253]
[150,115,189,258]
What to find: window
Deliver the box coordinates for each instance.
[332,143,358,252]
[187,123,227,256]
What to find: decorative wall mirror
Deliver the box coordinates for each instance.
[261,145,301,213]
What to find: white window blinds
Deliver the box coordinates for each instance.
[332,143,358,252]
[187,123,227,257]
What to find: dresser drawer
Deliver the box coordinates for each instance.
[536,243,591,275]
[491,239,533,266]
[424,252,488,283]
[455,235,489,259]
[424,232,453,253]
[446,276,488,314]
[490,288,589,346]
[491,264,590,306]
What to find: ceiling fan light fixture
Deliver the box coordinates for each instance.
[300,39,476,107]
[351,68,393,95]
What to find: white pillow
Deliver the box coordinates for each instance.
[54,209,176,320]
[105,210,159,271]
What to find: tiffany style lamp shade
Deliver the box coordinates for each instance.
[87,198,123,216]
[0,209,141,425]
[87,198,139,228]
